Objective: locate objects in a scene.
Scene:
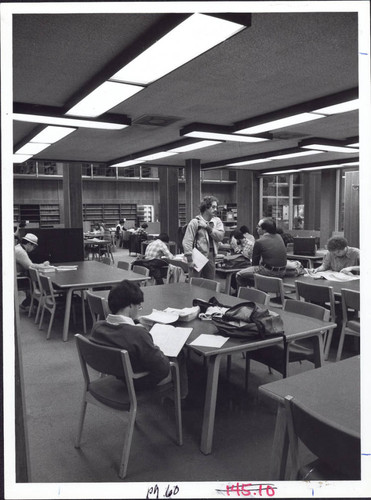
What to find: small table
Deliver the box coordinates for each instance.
[286,250,326,269]
[259,355,360,479]
[215,267,245,294]
[49,261,150,341]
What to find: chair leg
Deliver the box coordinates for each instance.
[38,306,45,330]
[324,330,333,360]
[34,300,42,324]
[244,357,251,392]
[81,293,87,334]
[336,327,346,362]
[75,398,88,448]
[118,407,137,479]
[28,296,34,318]
[171,363,183,446]
[226,355,232,382]
[46,308,56,340]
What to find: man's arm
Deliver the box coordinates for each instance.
[209,217,225,243]
[251,240,262,266]
[182,219,199,264]
[160,241,174,259]
[313,251,331,273]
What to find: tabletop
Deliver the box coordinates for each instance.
[284,274,360,296]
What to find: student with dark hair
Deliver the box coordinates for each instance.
[90,280,170,388]
[239,225,255,243]
[141,233,174,284]
[230,230,254,260]
[314,236,360,275]
[182,195,225,279]
[235,218,287,289]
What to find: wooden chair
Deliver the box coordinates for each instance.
[86,291,107,326]
[254,274,286,307]
[295,280,336,360]
[237,286,270,305]
[336,288,360,361]
[74,334,183,479]
[190,277,221,292]
[132,265,150,286]
[99,242,114,263]
[101,257,112,266]
[245,300,330,389]
[117,261,131,271]
[284,394,360,480]
[28,267,43,323]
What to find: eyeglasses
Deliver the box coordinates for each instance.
[211,205,218,209]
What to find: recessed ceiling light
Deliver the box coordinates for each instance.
[30,126,76,143]
[313,99,359,115]
[168,140,222,153]
[13,154,34,163]
[227,158,271,166]
[301,144,359,154]
[184,130,268,143]
[268,150,323,160]
[16,143,50,155]
[13,112,129,130]
[236,112,324,134]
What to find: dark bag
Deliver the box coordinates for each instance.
[220,254,251,269]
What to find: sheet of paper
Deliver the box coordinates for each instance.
[191,247,209,272]
[140,309,179,324]
[189,334,229,348]
[306,270,360,281]
[150,324,193,357]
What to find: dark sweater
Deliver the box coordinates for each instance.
[252,233,287,267]
[90,320,170,386]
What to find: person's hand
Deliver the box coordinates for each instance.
[340,267,353,275]
[197,220,208,229]
[187,261,196,269]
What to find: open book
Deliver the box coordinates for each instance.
[308,270,359,282]
[149,324,193,357]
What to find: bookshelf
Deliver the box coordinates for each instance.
[82,203,137,226]
[14,204,61,228]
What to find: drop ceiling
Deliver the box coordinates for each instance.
[12,10,359,171]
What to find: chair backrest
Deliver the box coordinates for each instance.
[29,267,41,293]
[295,281,336,320]
[86,291,107,324]
[39,274,56,303]
[166,264,188,284]
[117,261,131,271]
[166,259,189,274]
[341,288,360,324]
[285,395,360,479]
[132,265,150,277]
[190,277,221,292]
[254,274,285,304]
[237,286,270,305]
[283,298,330,321]
[101,257,111,265]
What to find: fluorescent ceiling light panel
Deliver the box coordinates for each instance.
[30,126,76,143]
[302,144,359,154]
[138,151,178,161]
[16,143,50,155]
[66,81,144,117]
[313,99,359,115]
[236,112,324,134]
[111,14,244,85]
[13,154,34,163]
[268,150,323,160]
[13,112,128,130]
[227,158,271,166]
[112,159,143,168]
[185,130,268,143]
[347,142,359,148]
[262,169,300,175]
[302,164,346,171]
[168,140,222,153]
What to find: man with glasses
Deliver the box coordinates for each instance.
[235,218,287,290]
[90,280,171,389]
[182,195,225,280]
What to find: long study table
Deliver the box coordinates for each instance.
[283,274,360,297]
[43,260,149,341]
[259,355,360,479]
[96,282,336,455]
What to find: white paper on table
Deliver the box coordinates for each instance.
[189,334,229,348]
[191,247,209,272]
[306,270,360,282]
[149,323,193,357]
[139,309,179,324]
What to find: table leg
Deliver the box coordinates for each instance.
[62,288,74,342]
[269,403,289,479]
[224,273,233,294]
[312,333,324,368]
[200,354,222,454]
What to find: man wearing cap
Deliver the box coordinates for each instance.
[15,233,50,309]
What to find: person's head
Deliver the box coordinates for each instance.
[141,223,148,230]
[327,236,349,257]
[200,196,218,220]
[232,230,244,243]
[108,280,144,319]
[119,219,125,224]
[21,233,38,253]
[239,225,250,235]
[256,218,277,235]
[158,232,170,243]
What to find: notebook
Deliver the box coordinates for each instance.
[293,237,316,256]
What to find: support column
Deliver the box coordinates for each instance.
[236,170,259,233]
[320,169,337,248]
[185,159,201,221]
[63,163,83,228]
[158,166,179,244]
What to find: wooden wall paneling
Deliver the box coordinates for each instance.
[319,169,337,248]
[343,171,359,247]
[303,172,321,230]
[185,159,201,221]
[236,170,259,233]
[158,167,179,243]
[63,163,83,228]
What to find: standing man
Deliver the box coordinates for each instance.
[182,196,225,280]
[235,218,287,289]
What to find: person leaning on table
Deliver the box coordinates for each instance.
[313,236,360,275]
[15,233,50,310]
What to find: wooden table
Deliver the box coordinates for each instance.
[48,261,150,341]
[283,274,360,297]
[286,250,326,268]
[215,267,245,294]
[95,282,336,455]
[259,355,360,479]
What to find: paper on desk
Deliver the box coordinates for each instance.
[191,247,209,272]
[150,323,192,357]
[55,266,78,271]
[306,270,360,281]
[189,334,229,348]
[139,309,179,324]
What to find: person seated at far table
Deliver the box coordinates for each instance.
[90,280,188,399]
[15,233,51,310]
[230,229,254,260]
[313,236,360,275]
[239,225,255,244]
[276,226,294,247]
[141,233,174,285]
[235,218,287,289]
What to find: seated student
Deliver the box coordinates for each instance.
[15,233,51,309]
[230,230,254,260]
[134,223,148,239]
[140,233,174,285]
[276,227,294,247]
[90,280,188,398]
[235,218,287,289]
[313,236,360,275]
[239,225,255,243]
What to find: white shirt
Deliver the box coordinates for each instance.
[106,314,135,326]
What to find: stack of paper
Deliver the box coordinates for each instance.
[150,323,193,357]
[139,309,179,327]
[55,266,78,271]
